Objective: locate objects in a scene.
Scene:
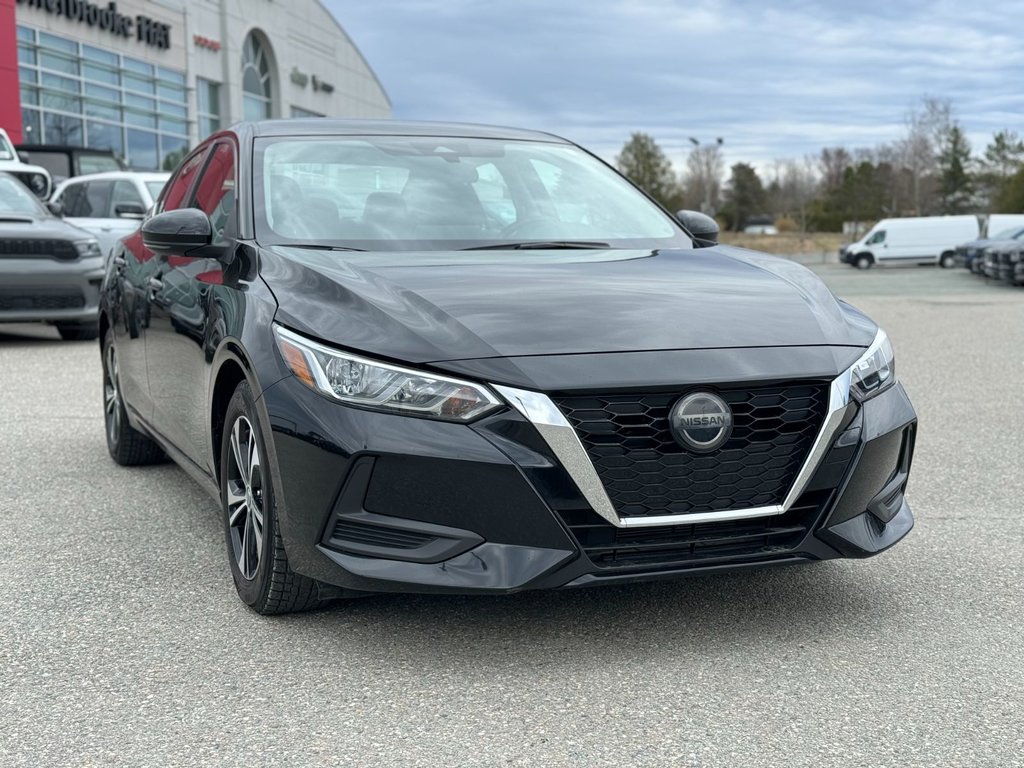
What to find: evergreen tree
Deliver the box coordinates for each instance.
[615,132,684,211]
[721,163,766,231]
[936,123,973,214]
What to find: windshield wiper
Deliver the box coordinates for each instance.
[281,243,367,252]
[461,240,610,251]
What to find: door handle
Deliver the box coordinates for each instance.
[148,277,163,292]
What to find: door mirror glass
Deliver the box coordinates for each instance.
[115,202,147,219]
[676,209,720,248]
[142,208,213,253]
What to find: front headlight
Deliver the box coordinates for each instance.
[273,325,502,422]
[74,239,102,259]
[849,328,895,401]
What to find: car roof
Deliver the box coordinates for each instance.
[245,119,571,144]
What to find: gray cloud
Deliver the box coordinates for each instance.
[329,0,1024,171]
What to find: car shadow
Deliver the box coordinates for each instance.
[270,558,897,666]
[0,324,65,344]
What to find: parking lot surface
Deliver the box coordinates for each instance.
[1,264,1022,767]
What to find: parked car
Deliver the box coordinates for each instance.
[99,120,917,614]
[15,144,125,184]
[841,215,979,269]
[986,239,1024,284]
[954,226,1024,270]
[51,171,170,258]
[0,128,53,200]
[0,172,102,340]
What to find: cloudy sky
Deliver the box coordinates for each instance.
[329,0,1024,174]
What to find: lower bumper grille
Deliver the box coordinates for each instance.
[0,290,85,311]
[330,519,437,550]
[559,491,830,570]
[0,239,79,260]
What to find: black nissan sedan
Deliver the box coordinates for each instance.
[98,120,917,613]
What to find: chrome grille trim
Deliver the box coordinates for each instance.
[493,369,853,529]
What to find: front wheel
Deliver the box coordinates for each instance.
[221,381,326,614]
[854,253,873,270]
[939,251,956,269]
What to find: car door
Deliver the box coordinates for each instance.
[113,151,208,425]
[146,140,236,467]
[56,179,123,257]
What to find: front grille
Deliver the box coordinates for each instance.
[554,383,830,518]
[0,289,85,311]
[559,491,829,570]
[0,239,78,260]
[330,519,437,550]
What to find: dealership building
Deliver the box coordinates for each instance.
[0,0,391,170]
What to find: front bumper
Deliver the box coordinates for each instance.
[259,373,917,596]
[0,256,104,324]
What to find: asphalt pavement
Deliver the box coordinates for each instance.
[1,263,1022,767]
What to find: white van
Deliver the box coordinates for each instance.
[986,213,1024,236]
[842,215,979,269]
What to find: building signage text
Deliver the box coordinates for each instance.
[16,0,172,50]
[193,34,221,52]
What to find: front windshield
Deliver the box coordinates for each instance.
[255,136,689,251]
[0,175,44,215]
[0,133,13,161]
[991,227,1024,240]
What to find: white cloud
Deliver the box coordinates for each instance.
[328,0,1024,172]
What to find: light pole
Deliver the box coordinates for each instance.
[687,137,724,215]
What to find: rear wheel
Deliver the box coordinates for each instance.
[221,381,326,614]
[58,322,99,341]
[854,253,873,270]
[939,251,956,269]
[102,329,164,465]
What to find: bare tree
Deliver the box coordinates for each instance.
[683,138,724,214]
[898,95,952,214]
[819,147,851,191]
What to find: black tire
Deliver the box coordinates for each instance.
[58,322,99,341]
[854,253,873,270]
[102,329,165,466]
[939,251,956,269]
[221,380,326,615]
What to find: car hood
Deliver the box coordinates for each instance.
[0,213,93,240]
[260,245,876,365]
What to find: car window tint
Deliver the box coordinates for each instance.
[60,182,88,217]
[112,180,143,210]
[161,150,208,212]
[193,142,236,244]
[867,230,885,245]
[69,180,113,218]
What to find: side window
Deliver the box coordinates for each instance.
[160,149,208,212]
[866,230,886,245]
[74,180,114,218]
[193,142,236,244]
[111,181,144,215]
[60,183,88,217]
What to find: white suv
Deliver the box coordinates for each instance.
[51,171,170,257]
[0,128,53,200]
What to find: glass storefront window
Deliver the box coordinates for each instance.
[197,79,222,139]
[17,25,187,170]
[127,130,159,170]
[43,113,83,146]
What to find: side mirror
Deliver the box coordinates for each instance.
[676,210,720,248]
[45,201,63,217]
[142,208,212,254]
[114,202,146,219]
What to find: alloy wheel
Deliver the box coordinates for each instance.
[104,344,122,445]
[226,416,264,580]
